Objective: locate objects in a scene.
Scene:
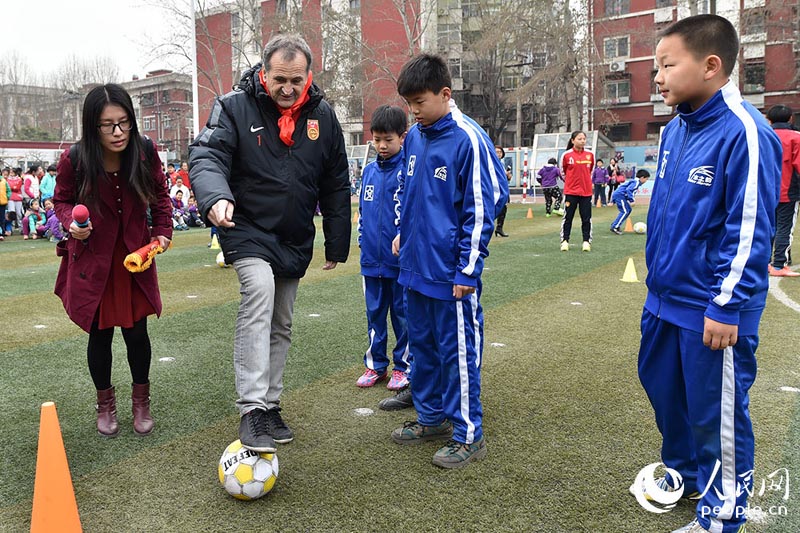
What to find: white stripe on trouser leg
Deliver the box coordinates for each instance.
[470,293,481,367]
[716,345,738,529]
[456,300,476,443]
[365,329,376,369]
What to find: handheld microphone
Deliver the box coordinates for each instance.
[72,204,90,228]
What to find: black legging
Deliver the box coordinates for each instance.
[87,318,151,390]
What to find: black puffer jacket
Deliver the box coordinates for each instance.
[189,64,351,278]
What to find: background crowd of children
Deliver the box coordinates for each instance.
[0,160,202,242]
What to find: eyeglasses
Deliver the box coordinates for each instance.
[97,120,133,134]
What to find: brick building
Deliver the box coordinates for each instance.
[591,0,800,142]
[120,70,194,162]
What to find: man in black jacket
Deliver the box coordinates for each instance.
[189,34,351,452]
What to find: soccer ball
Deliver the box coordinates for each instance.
[218,439,279,500]
[216,251,229,268]
[633,222,647,234]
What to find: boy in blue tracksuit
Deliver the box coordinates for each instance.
[389,54,508,469]
[610,169,649,234]
[631,16,781,533]
[356,105,410,391]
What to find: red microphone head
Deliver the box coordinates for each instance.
[72,204,90,227]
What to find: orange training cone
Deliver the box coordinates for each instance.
[526,208,533,219]
[624,218,634,233]
[31,402,82,533]
[353,211,359,224]
[620,258,639,283]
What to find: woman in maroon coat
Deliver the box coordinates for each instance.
[54,84,173,437]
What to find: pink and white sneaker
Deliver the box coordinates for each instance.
[387,370,409,391]
[356,369,387,388]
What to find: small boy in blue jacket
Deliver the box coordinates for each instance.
[390,54,508,469]
[356,105,410,391]
[610,169,649,234]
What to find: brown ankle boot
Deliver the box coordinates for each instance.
[132,382,154,435]
[96,386,120,437]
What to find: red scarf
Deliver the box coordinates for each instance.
[259,69,313,146]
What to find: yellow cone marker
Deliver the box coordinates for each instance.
[620,257,639,283]
[209,234,220,250]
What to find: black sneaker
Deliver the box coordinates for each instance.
[265,407,294,444]
[611,227,623,235]
[238,409,277,452]
[378,387,413,411]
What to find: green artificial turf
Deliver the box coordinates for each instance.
[1,204,799,532]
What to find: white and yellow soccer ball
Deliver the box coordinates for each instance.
[216,251,230,268]
[633,222,647,234]
[218,439,279,500]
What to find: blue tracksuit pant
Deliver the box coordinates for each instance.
[639,309,757,532]
[362,276,410,374]
[406,288,484,444]
[611,198,633,230]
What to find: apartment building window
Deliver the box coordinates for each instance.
[607,123,632,141]
[605,0,630,16]
[743,62,765,93]
[349,0,360,9]
[743,9,765,35]
[646,122,668,140]
[140,93,154,106]
[604,36,629,58]
[277,0,287,16]
[143,116,156,131]
[448,58,462,79]
[656,0,673,7]
[231,12,241,35]
[462,30,481,51]
[162,91,170,104]
[462,62,480,85]
[605,79,630,102]
[462,0,480,18]
[531,52,547,70]
[163,116,172,130]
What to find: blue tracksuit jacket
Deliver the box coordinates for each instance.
[357,149,408,373]
[610,178,639,230]
[397,100,508,444]
[639,81,781,532]
[358,148,403,278]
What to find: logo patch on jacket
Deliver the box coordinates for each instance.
[434,166,447,182]
[307,120,319,141]
[687,166,714,186]
[407,155,416,176]
[364,185,374,201]
[658,150,670,179]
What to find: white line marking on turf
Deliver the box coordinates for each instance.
[353,408,373,416]
[308,313,321,317]
[187,295,198,299]
[34,324,47,329]
[780,386,800,393]
[204,264,212,267]
[571,302,583,306]
[768,269,800,314]
[490,343,505,347]
[159,357,176,362]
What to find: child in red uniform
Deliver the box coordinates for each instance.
[54,84,173,438]
[560,131,595,252]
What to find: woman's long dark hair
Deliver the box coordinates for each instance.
[76,84,154,206]
[565,130,585,151]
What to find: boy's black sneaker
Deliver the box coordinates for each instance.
[239,409,277,452]
[379,388,413,411]
[611,227,623,235]
[265,407,294,443]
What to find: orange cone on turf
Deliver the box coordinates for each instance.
[624,218,634,233]
[526,208,533,219]
[353,211,359,224]
[31,402,82,533]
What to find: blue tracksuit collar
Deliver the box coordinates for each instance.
[772,122,794,131]
[418,100,459,137]
[376,147,404,169]
[676,80,739,127]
